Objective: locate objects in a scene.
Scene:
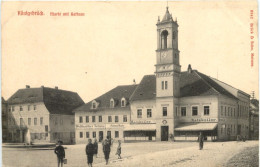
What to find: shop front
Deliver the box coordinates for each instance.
[123,123,156,141]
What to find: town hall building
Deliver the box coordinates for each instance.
[73,7,250,143]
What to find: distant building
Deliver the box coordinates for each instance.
[73,7,250,143]
[2,97,8,142]
[249,99,259,140]
[7,86,84,144]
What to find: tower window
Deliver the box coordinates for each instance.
[161,30,168,49]
[163,107,167,116]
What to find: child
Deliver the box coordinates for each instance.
[54,140,65,167]
[115,140,121,159]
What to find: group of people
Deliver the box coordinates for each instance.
[86,136,121,167]
[54,136,121,167]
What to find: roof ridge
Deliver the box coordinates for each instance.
[193,71,220,95]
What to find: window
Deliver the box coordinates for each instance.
[80,132,83,138]
[86,132,89,138]
[11,106,15,112]
[86,116,89,123]
[60,118,63,125]
[92,102,96,109]
[55,117,58,125]
[163,107,167,116]
[34,118,37,125]
[204,106,210,115]
[115,116,119,122]
[221,106,223,116]
[231,108,233,116]
[225,106,226,116]
[161,81,164,90]
[147,109,152,118]
[228,107,230,116]
[20,118,23,126]
[93,132,96,138]
[20,106,23,111]
[40,117,43,125]
[33,105,37,110]
[234,108,236,117]
[175,107,178,116]
[110,99,114,108]
[92,116,96,122]
[137,109,142,118]
[28,105,31,111]
[115,131,119,138]
[99,116,102,122]
[161,30,168,49]
[79,116,83,123]
[108,116,112,122]
[123,115,127,122]
[181,107,186,116]
[121,98,126,107]
[28,118,31,125]
[192,106,198,116]
[165,81,168,90]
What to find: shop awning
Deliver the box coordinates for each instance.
[175,123,218,131]
[124,124,156,131]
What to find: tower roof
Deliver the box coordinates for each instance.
[161,7,173,22]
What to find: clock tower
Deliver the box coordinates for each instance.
[155,7,181,141]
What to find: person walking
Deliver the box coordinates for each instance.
[198,132,204,150]
[93,138,98,158]
[102,136,111,165]
[54,140,65,167]
[86,139,94,167]
[115,140,121,159]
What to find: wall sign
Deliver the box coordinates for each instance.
[191,118,218,122]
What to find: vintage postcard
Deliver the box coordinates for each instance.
[1,1,259,167]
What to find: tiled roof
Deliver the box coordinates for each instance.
[130,70,238,101]
[74,85,138,112]
[8,87,84,115]
[130,75,156,101]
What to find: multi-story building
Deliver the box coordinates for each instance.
[7,86,84,144]
[73,85,137,144]
[249,99,259,140]
[2,97,8,142]
[73,7,250,143]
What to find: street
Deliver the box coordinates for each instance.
[2,141,258,167]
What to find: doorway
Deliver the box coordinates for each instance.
[99,131,103,142]
[161,126,169,141]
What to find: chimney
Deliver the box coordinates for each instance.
[55,86,58,90]
[41,85,44,88]
[26,85,30,88]
[133,79,136,85]
[188,64,192,73]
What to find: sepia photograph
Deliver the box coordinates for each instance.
[1,1,259,166]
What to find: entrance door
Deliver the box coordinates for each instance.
[237,125,241,135]
[161,126,169,141]
[107,131,111,138]
[99,131,103,142]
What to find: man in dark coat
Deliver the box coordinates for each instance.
[54,140,65,167]
[198,132,204,150]
[103,136,111,165]
[86,139,94,167]
[93,138,98,158]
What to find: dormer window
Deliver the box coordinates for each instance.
[121,98,126,107]
[92,100,97,109]
[110,98,114,108]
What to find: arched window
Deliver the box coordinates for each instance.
[121,98,126,107]
[110,98,114,108]
[161,30,168,49]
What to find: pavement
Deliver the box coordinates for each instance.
[2,141,259,167]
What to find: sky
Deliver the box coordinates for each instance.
[1,1,258,103]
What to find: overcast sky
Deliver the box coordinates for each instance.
[2,1,258,102]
